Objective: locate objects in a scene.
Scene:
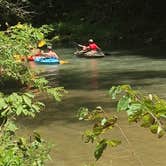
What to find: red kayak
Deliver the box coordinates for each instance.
[28,55,35,61]
[28,52,42,61]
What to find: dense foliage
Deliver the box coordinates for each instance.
[0,23,66,165]
[0,23,56,90]
[1,1,166,48]
[0,92,49,165]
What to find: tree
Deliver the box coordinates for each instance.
[0,0,33,28]
[0,23,66,165]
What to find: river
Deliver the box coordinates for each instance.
[19,47,166,166]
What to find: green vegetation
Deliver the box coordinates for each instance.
[0,23,43,89]
[1,1,166,48]
[78,85,166,160]
[0,23,66,165]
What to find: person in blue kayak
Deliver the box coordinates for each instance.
[42,46,59,59]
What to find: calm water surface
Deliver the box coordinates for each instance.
[19,48,166,166]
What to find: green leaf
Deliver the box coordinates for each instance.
[126,103,142,116]
[109,86,121,99]
[93,127,103,136]
[107,140,121,147]
[117,96,130,112]
[32,104,41,112]
[33,132,42,143]
[24,93,34,99]
[141,114,154,128]
[101,118,107,126]
[109,86,116,99]
[16,105,23,115]
[94,139,107,160]
[77,107,89,120]
[23,95,32,107]
[83,130,95,143]
[5,121,18,132]
[159,114,166,119]
[0,98,7,110]
[150,124,158,134]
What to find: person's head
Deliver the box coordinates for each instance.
[88,39,94,43]
[47,45,52,50]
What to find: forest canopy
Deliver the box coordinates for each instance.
[1,0,166,48]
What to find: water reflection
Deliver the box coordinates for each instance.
[29,61,59,73]
[90,59,99,89]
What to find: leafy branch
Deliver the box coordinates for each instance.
[109,85,166,137]
[77,106,121,160]
[78,85,166,160]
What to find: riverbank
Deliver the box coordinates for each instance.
[40,20,166,51]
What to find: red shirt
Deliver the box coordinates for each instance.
[88,43,99,51]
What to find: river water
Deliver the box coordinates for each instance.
[19,47,166,166]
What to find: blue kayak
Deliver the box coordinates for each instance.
[34,57,60,64]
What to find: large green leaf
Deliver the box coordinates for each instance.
[117,96,130,112]
[0,98,7,110]
[23,95,32,107]
[94,139,107,160]
[109,86,121,99]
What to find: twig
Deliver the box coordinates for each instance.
[117,124,145,166]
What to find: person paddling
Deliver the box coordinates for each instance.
[75,39,101,56]
[42,46,59,59]
[86,39,101,52]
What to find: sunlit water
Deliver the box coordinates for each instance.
[19,47,166,166]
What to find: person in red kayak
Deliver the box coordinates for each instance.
[75,39,101,56]
[86,39,101,51]
[27,47,42,61]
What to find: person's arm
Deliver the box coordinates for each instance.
[78,44,90,51]
[78,44,85,48]
[95,44,101,51]
[82,45,90,51]
[54,52,59,59]
[41,52,49,56]
[97,47,101,51]
[51,51,59,59]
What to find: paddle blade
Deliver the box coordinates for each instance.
[38,40,46,47]
[60,60,69,64]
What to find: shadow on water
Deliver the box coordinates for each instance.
[44,68,166,90]
[111,44,166,59]
[19,95,117,129]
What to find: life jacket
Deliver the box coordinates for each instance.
[89,43,99,51]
